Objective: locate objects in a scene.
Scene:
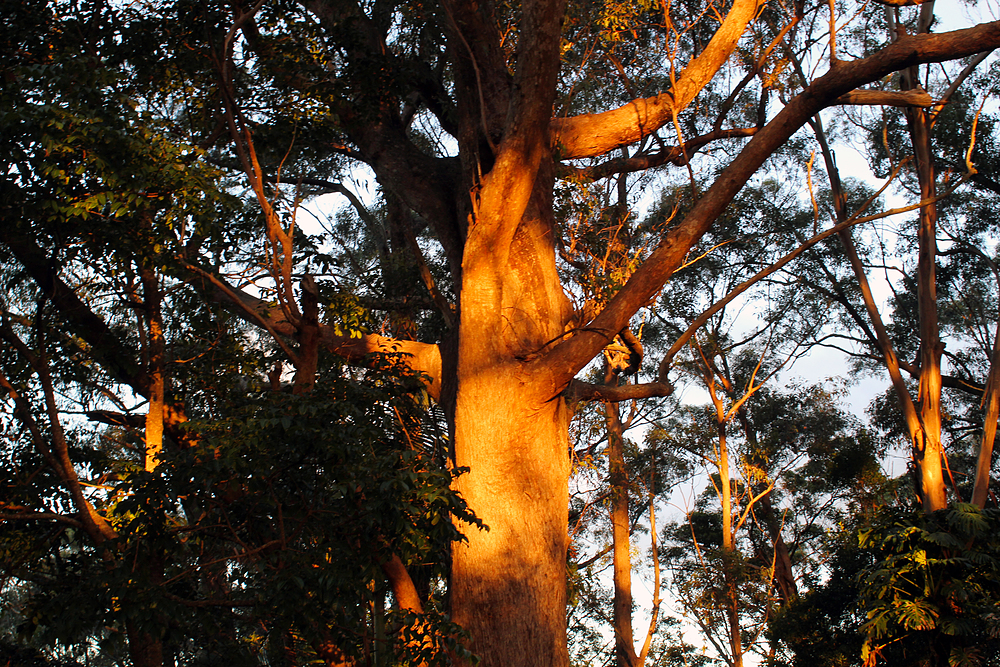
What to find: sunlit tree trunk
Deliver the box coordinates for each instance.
[450,163,574,667]
[141,266,165,473]
[899,1,947,512]
[706,380,743,667]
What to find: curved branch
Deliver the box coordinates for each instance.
[559,128,757,182]
[550,0,764,159]
[541,19,1000,391]
[380,554,424,613]
[564,379,673,404]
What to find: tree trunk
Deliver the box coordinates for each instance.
[126,551,164,667]
[757,492,797,605]
[905,80,947,513]
[607,391,639,667]
[126,621,164,667]
[449,158,573,666]
[718,434,744,667]
[450,378,571,667]
[707,379,743,667]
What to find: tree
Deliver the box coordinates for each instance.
[4,0,1000,666]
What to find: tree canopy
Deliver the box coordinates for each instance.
[4,0,1000,665]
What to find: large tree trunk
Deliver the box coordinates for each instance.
[449,150,573,665]
[451,381,571,667]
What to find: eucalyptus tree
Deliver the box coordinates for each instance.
[5,0,1000,666]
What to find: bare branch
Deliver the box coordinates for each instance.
[559,128,757,182]
[656,171,967,379]
[835,88,934,107]
[564,379,673,404]
[934,50,994,113]
[86,410,145,428]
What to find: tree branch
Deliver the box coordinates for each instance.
[834,88,934,107]
[186,262,444,398]
[541,19,1000,392]
[550,0,764,159]
[559,128,757,182]
[380,554,424,613]
[564,379,673,404]
[0,511,83,528]
[0,230,149,395]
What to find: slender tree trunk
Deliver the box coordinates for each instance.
[810,94,947,512]
[882,0,948,512]
[718,433,743,667]
[904,65,947,512]
[707,381,743,667]
[972,350,1000,507]
[606,385,638,667]
[141,267,164,473]
[757,492,797,604]
[127,267,166,667]
[910,126,947,511]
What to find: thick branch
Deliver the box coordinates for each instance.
[87,410,146,428]
[565,379,673,404]
[834,88,934,107]
[550,0,763,159]
[381,554,425,613]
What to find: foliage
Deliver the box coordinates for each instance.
[858,504,1000,667]
[2,352,479,665]
[767,516,875,667]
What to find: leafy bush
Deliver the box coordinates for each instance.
[858,504,1000,667]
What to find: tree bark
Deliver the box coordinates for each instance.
[450,179,574,665]
[450,375,571,667]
